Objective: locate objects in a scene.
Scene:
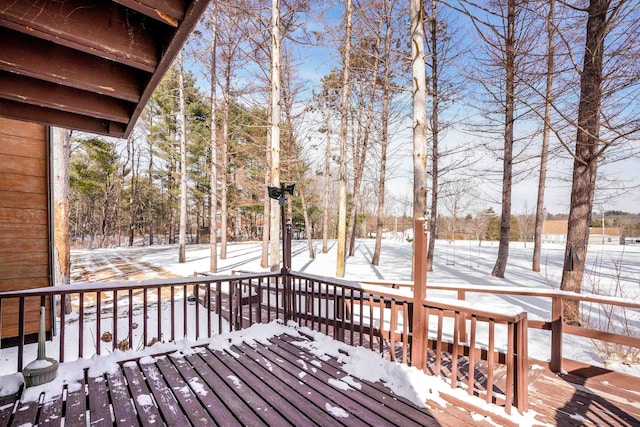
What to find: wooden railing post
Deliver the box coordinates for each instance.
[457,290,467,343]
[515,313,529,414]
[551,295,563,372]
[411,219,427,370]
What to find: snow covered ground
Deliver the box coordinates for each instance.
[136,238,640,374]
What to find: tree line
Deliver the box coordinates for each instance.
[65,0,640,323]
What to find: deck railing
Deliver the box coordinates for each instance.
[0,273,281,372]
[288,272,529,414]
[1,270,529,414]
[360,279,640,373]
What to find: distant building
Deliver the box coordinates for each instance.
[541,220,620,245]
[623,237,640,245]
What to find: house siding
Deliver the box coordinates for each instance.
[0,117,51,343]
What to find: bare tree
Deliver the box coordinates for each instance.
[177,49,188,263]
[457,0,537,278]
[269,0,282,271]
[411,0,428,270]
[560,0,640,323]
[372,0,398,266]
[52,127,72,313]
[336,0,353,278]
[530,0,556,272]
[209,3,219,273]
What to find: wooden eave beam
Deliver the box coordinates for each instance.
[123,0,210,138]
[0,28,143,103]
[0,0,162,73]
[0,72,131,124]
[113,0,186,26]
[0,99,126,138]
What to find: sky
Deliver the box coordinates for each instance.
[178,2,640,218]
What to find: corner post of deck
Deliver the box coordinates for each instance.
[411,219,428,370]
[280,189,293,321]
[550,295,563,372]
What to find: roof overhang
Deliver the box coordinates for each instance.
[0,0,210,139]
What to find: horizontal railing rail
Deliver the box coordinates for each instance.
[360,279,640,372]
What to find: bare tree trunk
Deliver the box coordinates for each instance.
[347,20,383,257]
[561,0,607,324]
[336,0,352,278]
[261,117,271,267]
[52,127,71,314]
[178,50,188,263]
[209,3,218,273]
[269,0,282,271]
[532,0,555,273]
[372,0,395,266]
[322,112,331,253]
[127,135,137,247]
[411,0,428,280]
[220,62,231,260]
[491,0,516,278]
[426,0,439,273]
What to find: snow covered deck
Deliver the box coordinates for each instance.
[0,330,441,427]
[1,326,639,426]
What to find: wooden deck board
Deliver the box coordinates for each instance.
[38,394,63,427]
[87,375,112,426]
[63,379,86,426]
[0,402,15,426]
[122,362,163,426]
[9,399,38,426]
[1,332,638,426]
[106,370,139,426]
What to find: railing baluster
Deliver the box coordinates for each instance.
[390,300,397,361]
[96,292,101,356]
[58,294,65,362]
[505,321,515,415]
[113,290,117,352]
[217,281,222,333]
[79,293,84,358]
[435,310,443,376]
[486,319,495,405]
[18,297,25,371]
[368,295,374,350]
[359,291,363,347]
[257,278,263,325]
[451,310,460,389]
[378,296,384,354]
[143,288,148,346]
[183,284,188,339]
[195,283,201,337]
[128,288,133,350]
[468,315,477,397]
[157,286,161,342]
[170,285,175,342]
[248,278,253,327]
[207,282,212,337]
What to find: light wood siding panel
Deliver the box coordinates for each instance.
[0,116,51,340]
